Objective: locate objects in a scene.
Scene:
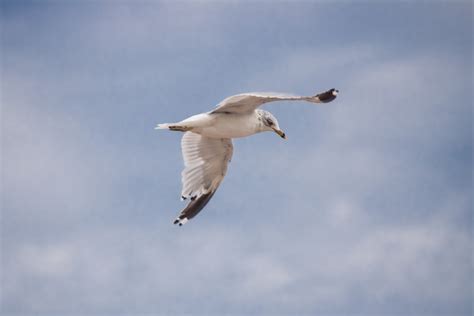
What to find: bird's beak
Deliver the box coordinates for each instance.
[273,128,287,139]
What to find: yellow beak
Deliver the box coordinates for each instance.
[272,128,287,139]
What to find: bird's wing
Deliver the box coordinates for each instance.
[174,132,233,226]
[210,88,338,114]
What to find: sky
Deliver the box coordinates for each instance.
[1,1,472,315]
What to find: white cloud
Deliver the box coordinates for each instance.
[1,2,471,315]
[4,205,469,314]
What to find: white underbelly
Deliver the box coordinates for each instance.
[197,113,259,139]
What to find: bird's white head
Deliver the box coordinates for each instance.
[257,110,286,139]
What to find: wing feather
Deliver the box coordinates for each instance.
[210,89,338,114]
[174,132,233,225]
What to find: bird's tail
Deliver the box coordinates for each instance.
[155,123,172,130]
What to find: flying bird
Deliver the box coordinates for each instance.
[156,88,339,226]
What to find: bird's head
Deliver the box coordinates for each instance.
[257,110,286,139]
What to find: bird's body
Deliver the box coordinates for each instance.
[156,88,339,225]
[177,112,261,139]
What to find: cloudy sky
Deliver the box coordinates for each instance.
[1,1,472,315]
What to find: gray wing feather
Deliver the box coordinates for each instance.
[210,89,338,114]
[174,132,233,225]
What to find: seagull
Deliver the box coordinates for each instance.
[156,88,339,226]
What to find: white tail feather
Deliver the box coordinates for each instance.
[155,123,171,130]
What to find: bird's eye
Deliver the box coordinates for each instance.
[266,118,274,126]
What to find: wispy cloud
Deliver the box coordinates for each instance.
[1,1,472,315]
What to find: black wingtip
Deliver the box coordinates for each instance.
[316,88,339,103]
[172,191,216,227]
[173,216,189,226]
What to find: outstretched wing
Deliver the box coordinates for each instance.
[210,88,338,114]
[174,132,233,226]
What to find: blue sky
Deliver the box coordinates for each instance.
[1,1,472,315]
